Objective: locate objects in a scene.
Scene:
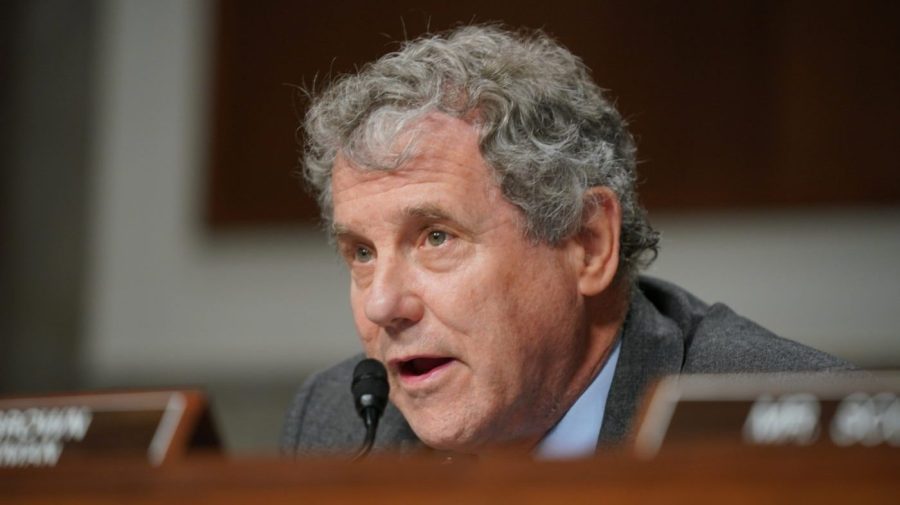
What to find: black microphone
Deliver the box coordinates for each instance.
[351,358,389,460]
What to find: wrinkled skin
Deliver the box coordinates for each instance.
[331,113,619,454]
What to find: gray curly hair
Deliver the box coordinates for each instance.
[302,24,659,278]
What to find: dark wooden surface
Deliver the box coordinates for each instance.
[1,446,897,504]
[206,0,900,227]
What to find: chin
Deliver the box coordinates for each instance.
[410,409,521,455]
[417,429,481,454]
[404,407,485,454]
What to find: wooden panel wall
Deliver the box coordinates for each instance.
[206,0,900,227]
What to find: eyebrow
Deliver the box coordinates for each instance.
[330,203,464,240]
[401,203,458,223]
[330,222,356,241]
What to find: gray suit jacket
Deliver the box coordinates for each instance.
[281,277,854,455]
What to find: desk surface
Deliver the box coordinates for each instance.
[1,446,897,504]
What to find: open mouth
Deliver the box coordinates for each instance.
[398,357,454,378]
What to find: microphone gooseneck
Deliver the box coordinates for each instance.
[351,358,389,461]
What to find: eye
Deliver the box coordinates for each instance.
[354,245,374,263]
[426,230,448,247]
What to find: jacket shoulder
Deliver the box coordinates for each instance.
[280,355,362,454]
[281,354,420,455]
[684,302,856,373]
[638,276,855,373]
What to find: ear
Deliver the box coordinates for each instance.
[573,186,621,297]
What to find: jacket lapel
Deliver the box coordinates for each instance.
[597,287,685,447]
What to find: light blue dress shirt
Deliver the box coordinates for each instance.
[534,340,622,459]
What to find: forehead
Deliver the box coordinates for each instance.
[331,114,506,228]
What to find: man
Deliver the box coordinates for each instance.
[282,25,851,458]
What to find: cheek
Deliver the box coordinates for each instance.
[350,291,379,350]
[422,271,490,339]
[501,257,580,349]
[429,264,534,361]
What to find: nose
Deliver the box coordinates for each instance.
[363,254,425,331]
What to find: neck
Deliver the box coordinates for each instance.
[530,279,631,451]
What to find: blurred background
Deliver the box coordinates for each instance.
[2,0,898,454]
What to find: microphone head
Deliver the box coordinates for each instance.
[351,358,389,418]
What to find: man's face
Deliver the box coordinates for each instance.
[331,113,594,453]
